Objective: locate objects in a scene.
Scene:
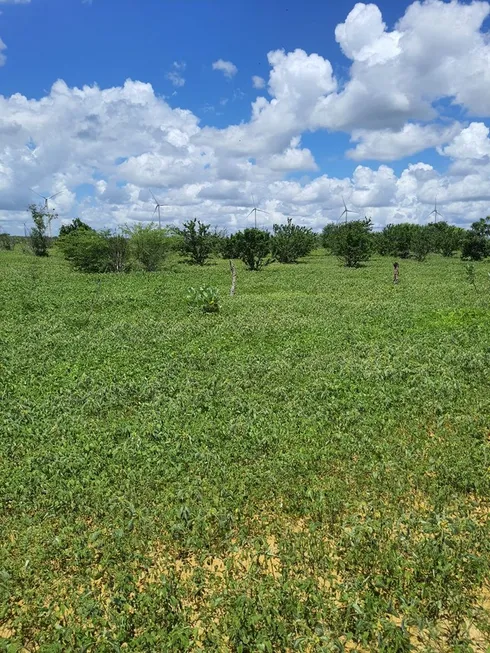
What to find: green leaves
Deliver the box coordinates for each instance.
[231,228,273,271]
[271,218,316,264]
[330,218,373,267]
[186,285,220,313]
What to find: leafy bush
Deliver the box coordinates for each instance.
[461,230,487,261]
[233,228,272,271]
[124,223,168,271]
[219,234,241,259]
[377,223,415,258]
[178,219,214,265]
[59,218,94,237]
[0,232,12,250]
[321,224,337,253]
[411,226,431,262]
[330,218,373,267]
[426,222,464,257]
[271,218,316,263]
[59,229,130,272]
[28,204,52,257]
[186,286,220,313]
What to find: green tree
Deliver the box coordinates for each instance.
[219,234,241,259]
[0,232,12,250]
[59,230,130,272]
[28,203,54,257]
[178,219,213,265]
[233,228,272,271]
[378,223,415,258]
[59,218,93,237]
[471,216,490,238]
[321,224,337,253]
[271,218,316,263]
[461,230,488,261]
[331,218,373,267]
[411,225,431,261]
[124,223,168,271]
[426,222,464,257]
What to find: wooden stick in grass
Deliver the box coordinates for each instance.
[229,259,236,296]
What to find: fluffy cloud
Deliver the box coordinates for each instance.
[252,75,265,89]
[212,59,237,79]
[312,0,490,131]
[2,1,490,235]
[347,123,462,161]
[0,0,31,3]
[442,122,490,161]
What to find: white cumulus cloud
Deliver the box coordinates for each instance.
[212,59,238,79]
[2,1,490,235]
[252,75,265,89]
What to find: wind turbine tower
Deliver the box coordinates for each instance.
[339,196,359,223]
[150,191,164,229]
[247,195,269,229]
[428,198,443,223]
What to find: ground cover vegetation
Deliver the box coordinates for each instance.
[0,216,489,651]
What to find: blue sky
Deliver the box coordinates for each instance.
[1,0,490,233]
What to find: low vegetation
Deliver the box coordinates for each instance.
[1,246,489,651]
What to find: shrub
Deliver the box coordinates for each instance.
[178,219,214,266]
[271,218,316,263]
[461,230,487,261]
[124,223,168,271]
[59,218,94,237]
[59,230,130,272]
[219,234,241,259]
[321,224,337,253]
[233,228,272,271]
[0,232,12,250]
[28,204,52,257]
[330,219,373,267]
[411,226,431,262]
[186,286,220,313]
[378,223,415,258]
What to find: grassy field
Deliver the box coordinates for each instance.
[1,249,489,652]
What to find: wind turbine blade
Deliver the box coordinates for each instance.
[342,196,347,209]
[246,209,254,218]
[149,190,158,204]
[49,191,62,200]
[251,194,256,209]
[256,209,269,215]
[153,206,158,215]
[30,188,45,200]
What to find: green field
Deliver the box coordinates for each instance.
[1,250,489,651]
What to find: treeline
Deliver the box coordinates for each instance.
[1,205,489,271]
[322,217,490,266]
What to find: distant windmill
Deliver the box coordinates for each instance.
[150,190,164,229]
[247,195,269,229]
[339,196,359,223]
[29,189,63,237]
[428,197,443,223]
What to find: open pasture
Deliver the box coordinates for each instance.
[1,251,489,651]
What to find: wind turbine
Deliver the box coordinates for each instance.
[30,188,62,211]
[339,196,359,223]
[247,195,269,229]
[428,197,443,223]
[150,190,164,229]
[29,189,63,237]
